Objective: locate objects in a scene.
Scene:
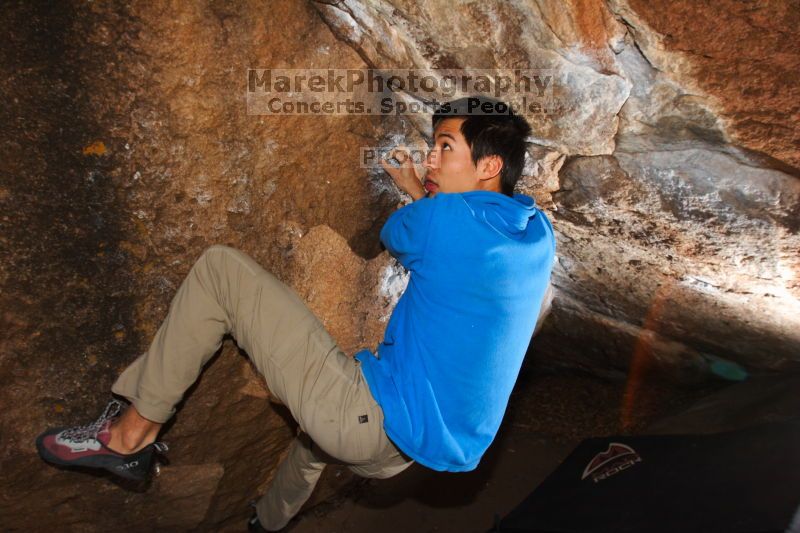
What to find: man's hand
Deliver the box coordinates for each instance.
[380,146,426,201]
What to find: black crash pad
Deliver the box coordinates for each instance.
[493,419,800,533]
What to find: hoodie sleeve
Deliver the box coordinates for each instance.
[380,196,438,270]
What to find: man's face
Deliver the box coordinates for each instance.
[423,118,494,197]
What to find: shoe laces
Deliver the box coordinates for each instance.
[59,399,125,442]
[152,441,169,454]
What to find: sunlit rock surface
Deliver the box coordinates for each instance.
[0,0,797,530]
[312,0,800,381]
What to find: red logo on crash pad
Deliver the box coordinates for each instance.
[581,442,642,483]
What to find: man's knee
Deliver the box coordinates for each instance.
[192,245,230,276]
[198,245,249,272]
[194,245,266,298]
[202,244,237,258]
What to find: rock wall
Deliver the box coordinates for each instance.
[0,1,402,530]
[312,0,800,382]
[0,0,797,530]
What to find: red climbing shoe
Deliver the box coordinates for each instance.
[36,399,167,482]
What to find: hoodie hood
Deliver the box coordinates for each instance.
[459,191,538,239]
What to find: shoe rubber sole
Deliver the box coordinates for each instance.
[36,431,154,482]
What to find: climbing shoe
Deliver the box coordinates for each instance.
[36,399,168,482]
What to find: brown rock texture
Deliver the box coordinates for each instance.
[0,0,401,530]
[1,0,798,530]
[612,0,800,171]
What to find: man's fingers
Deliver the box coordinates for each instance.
[381,146,423,192]
[386,146,412,166]
[380,158,399,178]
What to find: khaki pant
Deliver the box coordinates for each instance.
[111,245,413,531]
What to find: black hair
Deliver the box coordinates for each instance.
[432,96,532,196]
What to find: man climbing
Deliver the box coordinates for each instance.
[37,95,555,532]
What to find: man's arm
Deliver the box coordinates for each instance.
[380,147,426,201]
[375,146,434,270]
[379,194,437,270]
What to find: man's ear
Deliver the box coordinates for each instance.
[478,155,503,181]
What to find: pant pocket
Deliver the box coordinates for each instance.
[299,353,370,464]
[348,407,415,479]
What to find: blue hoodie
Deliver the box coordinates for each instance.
[354,190,555,472]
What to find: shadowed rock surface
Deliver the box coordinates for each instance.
[0,0,797,530]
